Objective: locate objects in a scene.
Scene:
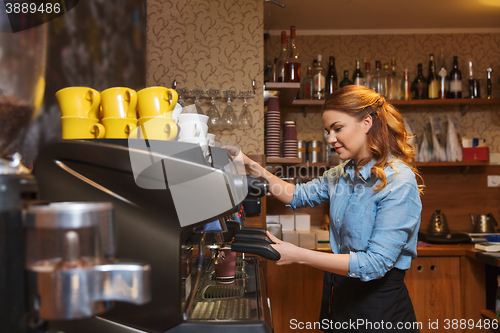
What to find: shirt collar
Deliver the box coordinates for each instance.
[343,158,376,182]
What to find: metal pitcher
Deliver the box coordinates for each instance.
[470,213,498,233]
[428,210,450,235]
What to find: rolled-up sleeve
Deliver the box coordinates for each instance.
[348,180,421,281]
[287,165,343,211]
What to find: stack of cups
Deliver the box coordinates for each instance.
[137,86,179,141]
[266,96,280,157]
[100,87,138,138]
[178,113,211,157]
[282,121,297,158]
[56,87,105,139]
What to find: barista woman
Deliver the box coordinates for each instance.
[226,85,423,332]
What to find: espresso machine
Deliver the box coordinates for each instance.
[30,138,277,333]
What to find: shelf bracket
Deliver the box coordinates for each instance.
[459,104,469,116]
[301,106,308,118]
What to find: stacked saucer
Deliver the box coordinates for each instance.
[283,121,297,158]
[266,97,280,157]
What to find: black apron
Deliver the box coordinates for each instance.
[319,269,420,333]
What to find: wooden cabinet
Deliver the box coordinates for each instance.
[405,256,462,332]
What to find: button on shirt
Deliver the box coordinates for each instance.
[287,158,421,281]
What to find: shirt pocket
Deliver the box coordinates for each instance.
[342,204,368,249]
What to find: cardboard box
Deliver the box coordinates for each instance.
[463,147,489,161]
[266,215,280,224]
[312,226,330,250]
[283,230,299,246]
[294,213,311,230]
[298,231,316,249]
[280,215,295,231]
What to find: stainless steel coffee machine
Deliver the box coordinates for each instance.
[31,139,277,333]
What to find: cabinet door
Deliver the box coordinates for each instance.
[267,262,324,333]
[405,256,462,333]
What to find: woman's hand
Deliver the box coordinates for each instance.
[267,231,301,265]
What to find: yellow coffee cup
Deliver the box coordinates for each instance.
[56,87,101,119]
[138,116,178,141]
[101,117,138,139]
[61,116,105,139]
[137,86,178,118]
[101,87,138,119]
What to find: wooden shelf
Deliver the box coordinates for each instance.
[415,161,489,167]
[480,309,498,320]
[264,82,300,108]
[293,162,332,168]
[266,157,301,164]
[290,98,500,108]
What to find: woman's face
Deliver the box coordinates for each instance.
[323,110,373,164]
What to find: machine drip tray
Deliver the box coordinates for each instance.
[190,298,252,320]
[202,285,245,299]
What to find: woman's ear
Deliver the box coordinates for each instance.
[363,115,373,134]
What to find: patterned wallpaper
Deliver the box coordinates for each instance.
[266,33,500,154]
[146,0,264,154]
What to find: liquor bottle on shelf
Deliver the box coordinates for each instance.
[387,58,401,100]
[326,56,338,96]
[449,56,462,98]
[352,59,365,86]
[372,61,385,96]
[382,63,390,97]
[468,60,480,99]
[339,70,353,88]
[276,31,287,82]
[411,63,427,99]
[487,68,493,99]
[365,61,373,90]
[270,58,278,82]
[313,55,326,100]
[284,26,301,82]
[427,54,439,99]
[437,49,449,99]
[401,69,412,101]
[301,66,313,99]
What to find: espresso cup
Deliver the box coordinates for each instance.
[56,87,101,119]
[177,113,209,125]
[101,117,138,139]
[214,248,236,282]
[138,116,178,141]
[100,87,138,119]
[60,116,105,139]
[179,121,208,140]
[137,87,179,118]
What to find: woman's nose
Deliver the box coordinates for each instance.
[328,132,337,144]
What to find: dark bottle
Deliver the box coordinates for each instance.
[284,26,301,82]
[326,56,338,96]
[339,70,353,88]
[411,63,427,99]
[448,56,462,98]
[352,59,365,86]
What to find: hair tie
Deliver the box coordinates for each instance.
[377,96,386,107]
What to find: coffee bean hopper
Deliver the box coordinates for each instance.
[25,202,151,321]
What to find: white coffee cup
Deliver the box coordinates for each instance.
[207,133,216,147]
[179,137,210,156]
[178,113,209,125]
[179,121,208,140]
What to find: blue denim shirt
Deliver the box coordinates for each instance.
[287,158,421,281]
